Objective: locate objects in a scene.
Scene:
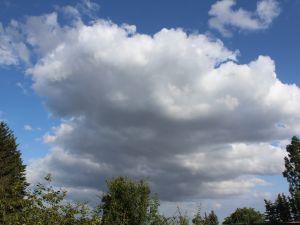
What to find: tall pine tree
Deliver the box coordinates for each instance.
[0,122,28,222]
[283,136,300,221]
[206,210,218,225]
[264,199,278,223]
[276,193,292,222]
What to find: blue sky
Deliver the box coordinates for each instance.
[1,0,299,220]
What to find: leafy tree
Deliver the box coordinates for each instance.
[100,176,162,225]
[283,136,300,221]
[192,208,204,225]
[146,194,169,225]
[0,122,28,223]
[17,174,101,225]
[192,208,218,225]
[223,207,264,225]
[168,208,189,225]
[205,210,218,225]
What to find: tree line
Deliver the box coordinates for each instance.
[0,121,299,224]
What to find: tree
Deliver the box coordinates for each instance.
[223,207,264,225]
[23,174,101,225]
[205,210,218,225]
[264,199,278,223]
[264,193,292,223]
[283,136,300,221]
[276,193,292,222]
[6,174,101,225]
[100,176,162,225]
[168,208,189,225]
[192,208,218,225]
[0,122,28,223]
[192,208,204,225]
[283,136,300,194]
[288,191,300,222]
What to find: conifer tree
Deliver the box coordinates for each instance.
[264,199,278,223]
[206,210,218,225]
[283,136,300,221]
[192,208,204,225]
[275,193,292,222]
[0,122,28,222]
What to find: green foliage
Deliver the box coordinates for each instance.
[4,174,101,225]
[163,208,189,225]
[283,136,300,195]
[206,210,218,225]
[282,136,300,220]
[264,193,291,223]
[288,190,300,222]
[192,208,218,225]
[223,207,264,225]
[23,174,100,225]
[192,208,204,225]
[275,193,292,222]
[0,122,28,223]
[264,199,278,223]
[100,176,162,225]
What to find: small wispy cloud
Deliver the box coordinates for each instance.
[24,124,33,131]
[208,0,281,37]
[16,82,28,94]
[56,0,100,21]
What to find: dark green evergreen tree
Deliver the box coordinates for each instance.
[283,136,300,194]
[192,208,218,225]
[264,193,292,223]
[283,136,300,221]
[192,208,204,225]
[276,193,292,222]
[0,122,28,223]
[288,191,300,222]
[264,199,278,223]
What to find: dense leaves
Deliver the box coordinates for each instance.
[283,136,300,221]
[1,174,102,225]
[100,176,168,225]
[0,122,28,223]
[223,207,265,225]
[283,136,300,195]
[264,193,291,223]
[192,209,218,225]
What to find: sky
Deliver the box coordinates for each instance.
[1,0,300,221]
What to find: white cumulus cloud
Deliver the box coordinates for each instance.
[2,4,296,205]
[208,0,281,37]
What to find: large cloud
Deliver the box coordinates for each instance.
[3,6,299,202]
[208,0,280,37]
